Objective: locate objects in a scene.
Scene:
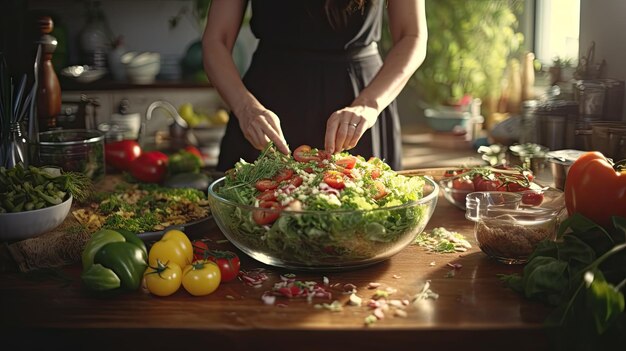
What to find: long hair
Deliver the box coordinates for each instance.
[324,0,367,29]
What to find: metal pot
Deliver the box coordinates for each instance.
[545,149,586,190]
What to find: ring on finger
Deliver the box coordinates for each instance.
[348,122,358,128]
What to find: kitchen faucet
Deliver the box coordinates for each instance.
[140,100,196,149]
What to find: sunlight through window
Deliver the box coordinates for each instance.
[535,0,581,65]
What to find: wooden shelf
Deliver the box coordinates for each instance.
[60,78,214,91]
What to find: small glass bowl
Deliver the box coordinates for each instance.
[465,189,565,264]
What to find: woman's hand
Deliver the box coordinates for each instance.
[324,104,378,154]
[234,103,290,154]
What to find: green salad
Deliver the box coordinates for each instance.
[212,144,430,266]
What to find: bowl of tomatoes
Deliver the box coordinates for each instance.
[439,167,546,210]
[207,145,438,271]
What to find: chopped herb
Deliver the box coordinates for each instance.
[414,227,472,253]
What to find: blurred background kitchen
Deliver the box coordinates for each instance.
[1,0,625,176]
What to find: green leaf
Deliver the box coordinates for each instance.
[584,270,625,335]
[557,213,610,239]
[522,256,569,305]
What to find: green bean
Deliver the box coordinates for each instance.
[12,201,24,212]
[2,198,14,211]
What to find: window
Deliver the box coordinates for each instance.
[533,0,581,65]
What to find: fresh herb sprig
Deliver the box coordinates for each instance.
[501,214,626,350]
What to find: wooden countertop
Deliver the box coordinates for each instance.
[0,185,553,351]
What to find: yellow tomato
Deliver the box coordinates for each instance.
[182,260,221,296]
[148,230,193,269]
[144,260,182,297]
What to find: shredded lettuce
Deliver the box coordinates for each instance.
[214,146,429,266]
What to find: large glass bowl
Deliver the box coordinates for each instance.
[207,176,438,271]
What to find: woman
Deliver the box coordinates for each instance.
[203,0,427,171]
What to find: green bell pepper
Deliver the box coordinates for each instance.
[81,228,147,291]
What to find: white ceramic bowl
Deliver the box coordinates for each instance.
[61,65,106,83]
[0,195,72,242]
[121,51,161,84]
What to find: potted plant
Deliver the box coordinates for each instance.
[383,0,525,118]
[549,56,574,84]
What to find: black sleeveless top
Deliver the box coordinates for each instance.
[217,0,402,171]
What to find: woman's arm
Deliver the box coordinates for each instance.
[202,0,290,154]
[325,0,427,154]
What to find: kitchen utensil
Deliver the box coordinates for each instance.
[545,149,585,190]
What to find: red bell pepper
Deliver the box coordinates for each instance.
[564,151,626,228]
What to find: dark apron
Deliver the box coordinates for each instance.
[217,41,402,171]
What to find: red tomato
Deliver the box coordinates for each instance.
[252,200,281,225]
[336,166,354,179]
[284,175,303,188]
[371,168,381,179]
[205,250,241,282]
[273,169,293,182]
[192,240,209,261]
[293,145,321,163]
[502,182,530,192]
[336,156,356,169]
[371,181,388,200]
[474,177,502,191]
[521,192,544,206]
[256,190,277,202]
[452,178,475,203]
[323,171,346,189]
[255,179,279,191]
[104,140,142,171]
[130,151,168,183]
[317,150,332,160]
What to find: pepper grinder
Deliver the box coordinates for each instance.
[36,16,61,132]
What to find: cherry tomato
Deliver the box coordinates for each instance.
[283,175,303,188]
[371,168,381,179]
[105,140,142,171]
[502,182,530,192]
[293,145,321,163]
[521,192,544,206]
[148,229,194,269]
[371,181,388,200]
[255,179,278,191]
[130,151,168,183]
[317,149,332,160]
[144,260,182,297]
[182,260,221,296]
[323,171,346,189]
[336,156,356,169]
[192,240,209,261]
[252,200,282,225]
[273,169,293,182]
[474,177,502,191]
[452,178,475,203]
[256,190,277,202]
[205,250,241,282]
[336,166,354,179]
